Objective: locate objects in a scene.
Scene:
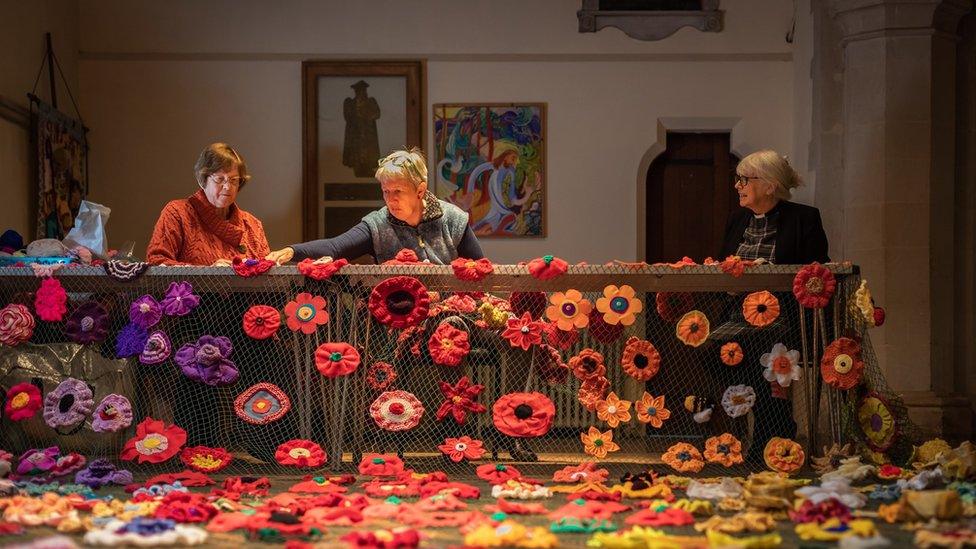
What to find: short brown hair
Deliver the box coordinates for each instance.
[194,143,251,189]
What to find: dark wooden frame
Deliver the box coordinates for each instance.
[301,60,426,241]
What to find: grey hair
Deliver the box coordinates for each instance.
[736,150,800,200]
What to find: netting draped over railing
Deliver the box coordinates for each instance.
[0,263,919,477]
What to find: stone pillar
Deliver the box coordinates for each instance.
[828,0,973,439]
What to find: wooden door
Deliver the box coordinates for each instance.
[645,132,740,263]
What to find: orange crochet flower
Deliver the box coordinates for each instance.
[546,289,592,331]
[820,337,864,390]
[568,348,606,381]
[742,291,780,327]
[662,442,704,473]
[763,437,805,474]
[595,285,643,326]
[634,392,671,428]
[720,342,744,366]
[595,392,632,428]
[552,462,610,484]
[676,310,710,347]
[703,433,744,467]
[580,427,620,459]
[621,337,661,381]
[578,376,610,412]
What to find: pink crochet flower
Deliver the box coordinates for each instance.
[34,278,68,322]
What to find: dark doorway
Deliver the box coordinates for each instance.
[645,132,740,263]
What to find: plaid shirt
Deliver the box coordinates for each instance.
[735,211,778,262]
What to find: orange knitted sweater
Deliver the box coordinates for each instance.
[146,190,270,265]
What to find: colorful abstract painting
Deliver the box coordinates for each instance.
[433,104,545,237]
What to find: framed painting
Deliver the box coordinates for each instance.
[433,103,546,238]
[302,60,426,240]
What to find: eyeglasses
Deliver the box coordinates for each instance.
[733,173,762,187]
[209,174,242,188]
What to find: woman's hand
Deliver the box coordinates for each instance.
[266,247,295,265]
[212,258,233,267]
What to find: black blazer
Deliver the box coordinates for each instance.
[720,200,829,264]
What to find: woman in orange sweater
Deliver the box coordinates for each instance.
[146,143,270,265]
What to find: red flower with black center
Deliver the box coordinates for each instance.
[242,305,281,340]
[180,446,233,473]
[435,376,487,424]
[314,342,361,377]
[369,276,430,329]
[275,439,327,468]
[358,453,405,477]
[502,312,543,351]
[793,262,837,309]
[451,257,494,281]
[427,322,470,367]
[297,257,348,280]
[476,463,522,484]
[492,392,556,438]
[526,255,569,280]
[366,361,397,391]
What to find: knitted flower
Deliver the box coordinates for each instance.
[438,436,486,462]
[720,342,744,366]
[34,277,67,322]
[578,375,610,412]
[358,453,406,477]
[314,342,361,377]
[662,442,705,473]
[102,259,150,280]
[435,376,487,424]
[595,285,643,326]
[75,459,133,489]
[427,322,470,367]
[568,348,606,382]
[234,382,291,425]
[546,289,592,331]
[275,439,327,468]
[761,343,801,387]
[655,292,694,322]
[129,295,162,329]
[174,335,239,386]
[502,312,543,351]
[510,292,548,320]
[43,378,94,429]
[297,257,348,279]
[742,291,780,327]
[0,303,35,346]
[451,257,494,281]
[676,310,710,347]
[180,446,233,473]
[366,362,397,391]
[65,301,109,344]
[586,308,625,344]
[542,320,579,350]
[721,385,756,418]
[595,391,632,428]
[793,263,836,309]
[121,418,187,464]
[370,390,425,431]
[477,463,522,484]
[621,337,661,381]
[635,392,670,428]
[857,393,897,452]
[536,344,569,385]
[763,437,805,474]
[704,434,744,467]
[160,281,200,316]
[231,256,274,277]
[492,392,556,438]
[368,276,431,329]
[16,447,59,476]
[242,305,281,340]
[115,322,149,358]
[4,382,42,421]
[821,337,864,390]
[140,330,172,364]
[552,462,610,484]
[91,394,133,433]
[581,427,620,459]
[284,293,329,334]
[527,255,569,280]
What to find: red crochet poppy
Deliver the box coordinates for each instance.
[222,476,271,496]
[419,481,482,499]
[578,376,610,412]
[275,439,327,468]
[366,362,397,391]
[382,248,423,265]
[451,257,494,281]
[370,390,425,431]
[368,276,430,329]
[654,292,694,322]
[121,418,187,464]
[232,256,275,277]
[284,293,329,334]
[438,436,486,462]
[527,255,569,280]
[476,463,523,484]
[288,477,349,494]
[624,507,695,526]
[341,528,421,549]
[587,308,624,344]
[794,263,837,309]
[427,322,470,366]
[314,342,361,377]
[537,344,570,385]
[492,392,556,438]
[153,491,218,523]
[180,445,233,473]
[362,478,421,498]
[510,292,548,320]
[720,255,746,277]
[297,257,349,280]
[242,305,281,340]
[569,348,607,381]
[502,312,544,351]
[489,498,548,515]
[542,320,579,350]
[435,376,487,424]
[358,453,405,477]
[142,470,215,488]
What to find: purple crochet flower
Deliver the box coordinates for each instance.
[174,335,239,386]
[65,301,110,344]
[75,459,133,488]
[16,447,59,476]
[129,295,162,329]
[91,394,133,433]
[122,517,177,535]
[140,330,172,364]
[43,378,95,429]
[115,323,149,358]
[161,281,200,317]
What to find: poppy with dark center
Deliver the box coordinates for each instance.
[492,392,556,438]
[368,276,430,329]
[621,337,661,381]
[569,348,606,382]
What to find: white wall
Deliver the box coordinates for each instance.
[76,0,799,263]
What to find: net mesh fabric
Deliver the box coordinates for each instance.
[0,263,916,476]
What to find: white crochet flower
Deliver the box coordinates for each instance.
[761,343,801,387]
[721,385,756,418]
[794,478,868,509]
